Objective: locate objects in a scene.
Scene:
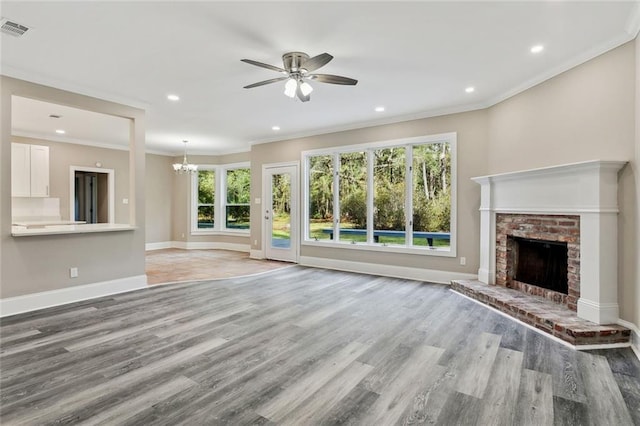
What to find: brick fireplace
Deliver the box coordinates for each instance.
[495,213,579,310]
[472,160,626,325]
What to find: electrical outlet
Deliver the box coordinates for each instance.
[181,233,185,238]
[460,257,466,266]
[70,267,78,278]
[122,198,129,204]
[254,239,258,245]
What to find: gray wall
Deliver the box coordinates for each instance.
[145,153,173,244]
[635,36,639,333]
[1,76,146,299]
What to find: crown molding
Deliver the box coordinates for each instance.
[625,1,640,37]
[1,65,149,110]
[484,32,635,109]
[12,130,129,151]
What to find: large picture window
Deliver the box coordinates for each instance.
[192,163,250,234]
[303,133,456,256]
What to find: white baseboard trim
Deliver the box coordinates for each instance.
[453,290,631,351]
[577,298,620,325]
[249,249,265,260]
[618,319,640,360]
[299,256,477,284]
[478,268,492,284]
[0,275,148,318]
[145,241,250,252]
[145,241,173,251]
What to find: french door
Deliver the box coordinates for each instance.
[263,164,298,262]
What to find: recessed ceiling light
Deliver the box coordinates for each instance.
[465,87,475,93]
[530,44,544,54]
[167,94,180,101]
[55,129,65,134]
[375,106,385,112]
[272,126,280,131]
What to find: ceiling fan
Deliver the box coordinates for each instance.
[241,52,357,102]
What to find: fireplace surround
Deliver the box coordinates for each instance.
[472,160,626,325]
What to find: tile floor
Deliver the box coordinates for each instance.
[145,249,290,285]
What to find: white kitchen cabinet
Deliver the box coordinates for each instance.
[11,143,50,197]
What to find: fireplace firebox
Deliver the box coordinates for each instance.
[510,236,568,295]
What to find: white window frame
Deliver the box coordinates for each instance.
[191,161,251,235]
[302,132,457,257]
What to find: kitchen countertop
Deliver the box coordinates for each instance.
[12,223,136,237]
[12,220,86,228]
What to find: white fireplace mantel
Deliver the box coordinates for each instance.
[472,160,627,325]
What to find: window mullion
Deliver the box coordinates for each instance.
[216,167,222,231]
[191,171,198,233]
[406,145,413,246]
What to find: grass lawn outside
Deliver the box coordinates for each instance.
[307,219,450,248]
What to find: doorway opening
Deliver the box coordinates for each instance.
[70,166,115,223]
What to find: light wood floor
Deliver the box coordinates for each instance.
[1,266,638,425]
[146,248,289,284]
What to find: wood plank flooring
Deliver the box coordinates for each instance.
[1,266,638,425]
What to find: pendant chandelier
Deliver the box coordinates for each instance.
[173,140,198,174]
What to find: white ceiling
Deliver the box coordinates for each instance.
[2,1,639,156]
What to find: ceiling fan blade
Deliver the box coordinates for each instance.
[308,74,358,85]
[301,53,333,72]
[243,76,289,89]
[241,59,286,74]
[296,84,310,102]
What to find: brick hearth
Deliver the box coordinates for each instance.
[451,279,630,346]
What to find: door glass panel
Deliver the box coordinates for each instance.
[271,173,291,249]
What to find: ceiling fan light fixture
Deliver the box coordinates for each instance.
[284,78,297,98]
[300,81,313,96]
[242,51,356,102]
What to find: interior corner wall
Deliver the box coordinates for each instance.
[635,34,640,332]
[487,40,637,326]
[250,109,490,277]
[0,76,146,299]
[146,153,173,244]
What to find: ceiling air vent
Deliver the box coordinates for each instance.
[1,18,31,37]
